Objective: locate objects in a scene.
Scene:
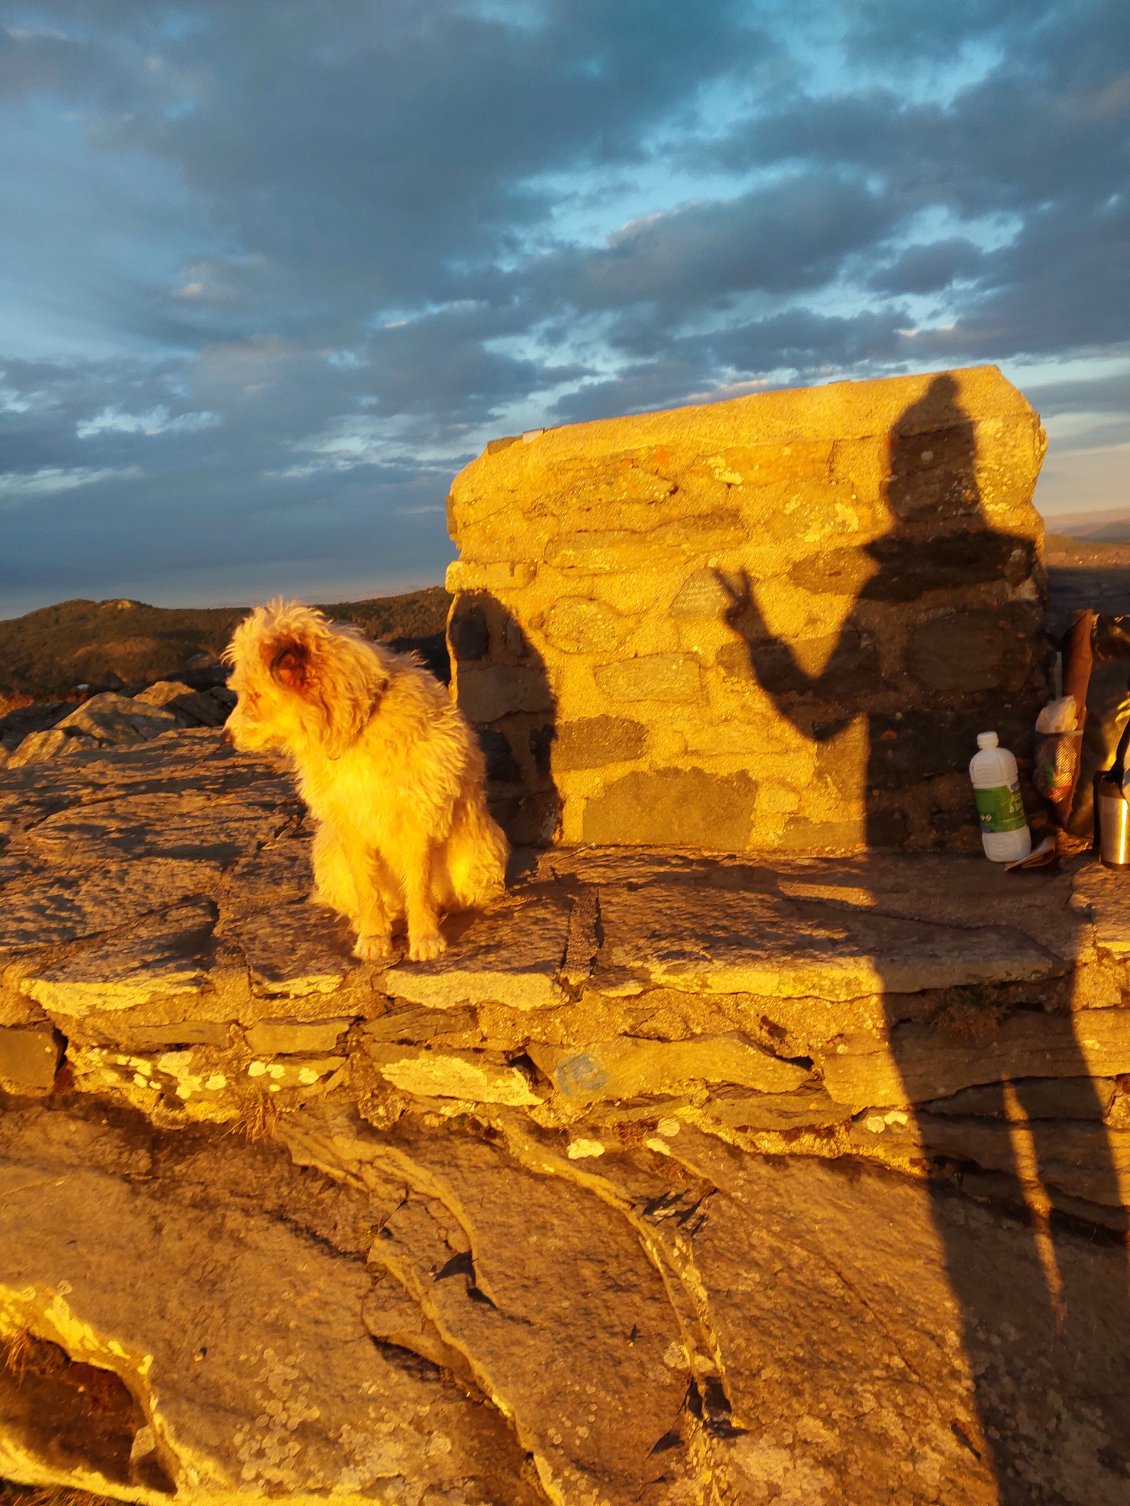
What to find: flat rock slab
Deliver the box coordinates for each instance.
[0,736,1102,1024]
[0,1103,543,1506]
[534,846,1085,1000]
[4,1097,1127,1505]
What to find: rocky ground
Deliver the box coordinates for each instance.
[2,728,1130,1503]
[0,540,1128,1504]
[1045,540,1130,634]
[0,681,235,769]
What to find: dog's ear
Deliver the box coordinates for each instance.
[268,638,311,692]
[321,658,390,758]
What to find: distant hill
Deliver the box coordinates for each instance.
[1043,507,1130,544]
[0,588,451,702]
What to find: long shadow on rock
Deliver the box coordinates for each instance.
[718,373,1130,1499]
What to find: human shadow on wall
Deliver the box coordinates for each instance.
[718,374,1130,1498]
[448,589,560,867]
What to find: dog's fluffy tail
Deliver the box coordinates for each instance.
[441,794,508,911]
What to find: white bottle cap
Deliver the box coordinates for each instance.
[977,731,999,750]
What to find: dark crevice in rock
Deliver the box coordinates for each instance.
[0,1331,174,1495]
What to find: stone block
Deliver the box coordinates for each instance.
[447,589,536,667]
[58,693,180,742]
[718,627,880,698]
[456,665,553,723]
[867,705,1034,788]
[702,1083,850,1131]
[244,1016,357,1055]
[594,654,703,703]
[24,901,218,1016]
[0,699,69,752]
[367,1044,541,1105]
[552,716,649,771]
[541,597,630,654]
[446,598,490,661]
[445,559,536,593]
[106,1020,233,1050]
[582,768,757,849]
[1074,861,1130,961]
[923,1077,1116,1121]
[789,532,1039,602]
[819,1008,1130,1109]
[135,681,231,727]
[477,727,522,784]
[545,513,743,572]
[362,1005,480,1043]
[381,894,571,1011]
[669,566,735,619]
[532,1033,809,1105]
[905,608,1039,695]
[222,904,353,997]
[244,1054,347,1094]
[774,816,869,852]
[7,728,89,767]
[0,1024,62,1091]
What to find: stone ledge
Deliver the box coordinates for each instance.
[4,731,1130,1505]
[1,730,1127,1228]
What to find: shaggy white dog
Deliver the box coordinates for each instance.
[223,600,508,962]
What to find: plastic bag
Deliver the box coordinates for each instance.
[1034,730,1083,803]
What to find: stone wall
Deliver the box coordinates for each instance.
[446,366,1048,850]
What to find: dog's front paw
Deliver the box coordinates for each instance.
[407,931,447,963]
[354,931,394,962]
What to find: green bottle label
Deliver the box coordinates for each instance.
[974,781,1026,833]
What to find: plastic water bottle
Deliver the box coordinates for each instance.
[969,731,1031,861]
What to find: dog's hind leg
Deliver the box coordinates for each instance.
[445,794,509,910]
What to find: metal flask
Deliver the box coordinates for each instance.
[1095,715,1130,869]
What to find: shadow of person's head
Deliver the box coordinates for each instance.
[881,372,984,535]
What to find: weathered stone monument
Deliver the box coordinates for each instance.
[446,366,1048,850]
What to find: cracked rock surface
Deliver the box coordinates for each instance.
[2,730,1130,1504]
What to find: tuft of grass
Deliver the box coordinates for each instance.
[227,1091,282,1143]
[2,1329,32,1383]
[0,1485,117,1506]
[929,987,1007,1044]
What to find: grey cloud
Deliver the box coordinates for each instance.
[868,239,986,296]
[549,356,712,425]
[713,0,1129,221]
[727,82,1127,225]
[362,306,560,427]
[0,415,455,616]
[911,196,1130,363]
[526,172,902,329]
[89,0,773,316]
[548,306,916,426]
[1028,366,1130,416]
[694,307,913,376]
[842,0,1061,64]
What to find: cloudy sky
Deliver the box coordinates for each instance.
[1,0,1127,616]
